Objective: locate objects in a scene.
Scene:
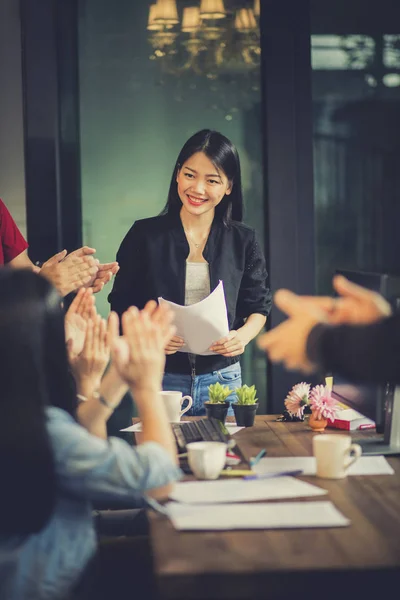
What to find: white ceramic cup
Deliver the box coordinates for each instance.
[159,391,193,422]
[313,434,362,479]
[187,441,227,480]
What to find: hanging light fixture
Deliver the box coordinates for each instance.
[253,0,260,18]
[147,0,261,112]
[182,6,201,33]
[147,4,163,31]
[199,0,227,20]
[235,8,257,33]
[154,0,179,26]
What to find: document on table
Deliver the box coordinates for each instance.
[158,280,229,355]
[253,456,395,477]
[119,422,245,433]
[120,422,143,432]
[224,423,245,435]
[165,501,350,531]
[169,477,327,504]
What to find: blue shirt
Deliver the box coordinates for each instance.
[0,407,182,600]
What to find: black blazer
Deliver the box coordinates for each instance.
[108,212,272,375]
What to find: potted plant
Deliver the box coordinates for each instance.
[233,385,259,427]
[204,382,232,424]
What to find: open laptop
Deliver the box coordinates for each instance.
[171,417,247,472]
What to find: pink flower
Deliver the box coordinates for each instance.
[284,382,311,418]
[310,385,338,422]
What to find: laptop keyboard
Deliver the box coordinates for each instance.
[171,418,231,452]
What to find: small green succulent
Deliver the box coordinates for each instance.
[207,382,232,404]
[235,384,258,406]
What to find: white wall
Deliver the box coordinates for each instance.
[0,0,26,236]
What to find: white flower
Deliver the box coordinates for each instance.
[284,382,311,418]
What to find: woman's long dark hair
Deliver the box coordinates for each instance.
[162,129,243,225]
[0,269,76,534]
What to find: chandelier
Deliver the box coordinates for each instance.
[147,0,261,81]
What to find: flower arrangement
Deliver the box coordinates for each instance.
[284,382,311,419]
[284,382,338,423]
[309,385,338,422]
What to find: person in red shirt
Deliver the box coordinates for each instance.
[0,198,119,296]
[0,198,28,267]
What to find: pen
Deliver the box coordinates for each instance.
[243,469,303,481]
[249,449,267,467]
[220,469,255,476]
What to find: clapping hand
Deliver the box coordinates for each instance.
[111,302,176,391]
[68,314,111,396]
[322,275,391,325]
[65,288,96,360]
[40,247,99,297]
[257,289,327,373]
[84,261,120,293]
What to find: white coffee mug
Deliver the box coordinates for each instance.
[313,434,362,479]
[187,441,227,480]
[159,391,193,422]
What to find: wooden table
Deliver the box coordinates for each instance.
[147,416,400,600]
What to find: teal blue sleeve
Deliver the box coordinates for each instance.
[46,407,182,505]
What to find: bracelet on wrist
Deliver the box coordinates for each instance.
[76,392,119,411]
[97,393,120,411]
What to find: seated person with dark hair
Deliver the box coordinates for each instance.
[0,269,181,600]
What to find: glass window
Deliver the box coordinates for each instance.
[78,0,267,409]
[310,2,400,294]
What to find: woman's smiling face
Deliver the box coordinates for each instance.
[176,151,232,218]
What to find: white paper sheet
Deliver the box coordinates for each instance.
[253,456,395,477]
[165,501,350,530]
[119,422,245,433]
[120,423,143,433]
[120,421,189,432]
[169,477,327,504]
[158,280,229,355]
[225,424,244,435]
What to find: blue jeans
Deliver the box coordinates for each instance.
[162,362,242,416]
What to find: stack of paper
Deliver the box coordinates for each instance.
[120,422,244,434]
[166,478,351,531]
[159,280,229,356]
[169,477,327,504]
[252,456,395,477]
[165,501,350,531]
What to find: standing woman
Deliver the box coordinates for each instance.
[109,129,272,416]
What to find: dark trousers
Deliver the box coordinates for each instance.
[73,510,157,600]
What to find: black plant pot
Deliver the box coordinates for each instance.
[205,402,230,424]
[233,403,259,427]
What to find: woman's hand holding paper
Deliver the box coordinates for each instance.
[165,335,185,355]
[209,330,246,357]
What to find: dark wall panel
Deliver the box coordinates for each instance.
[261,0,317,411]
[20,0,81,262]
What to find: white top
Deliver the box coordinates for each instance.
[185,262,210,306]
